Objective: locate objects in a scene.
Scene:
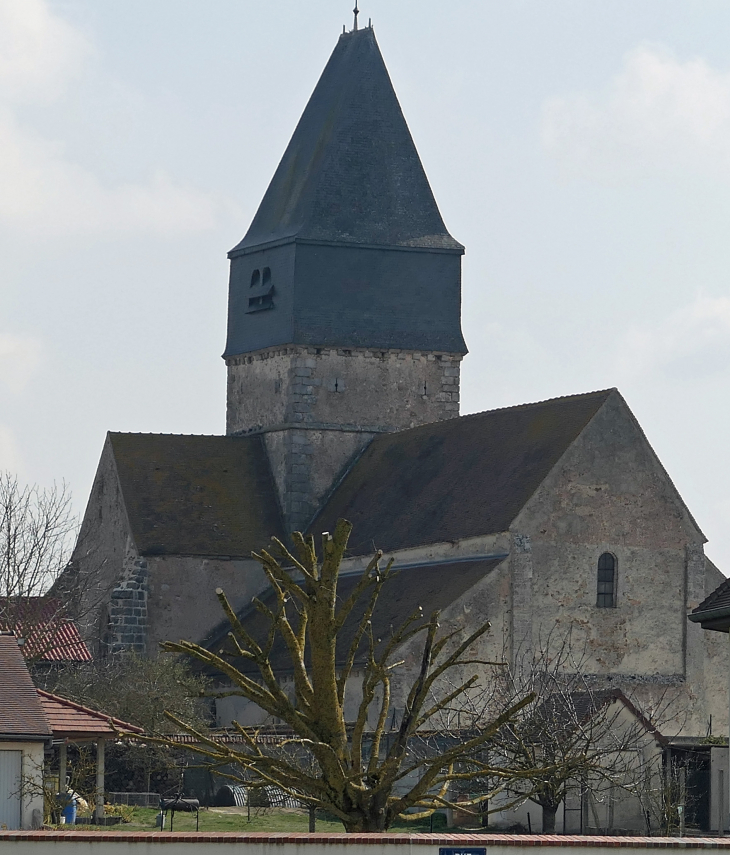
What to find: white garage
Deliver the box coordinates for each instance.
[0,633,51,830]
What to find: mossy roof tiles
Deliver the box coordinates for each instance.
[109,433,285,558]
[0,635,51,739]
[311,389,615,555]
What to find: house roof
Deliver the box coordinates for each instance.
[0,634,52,740]
[0,598,92,662]
[311,389,615,555]
[689,573,730,632]
[109,432,285,557]
[230,27,462,256]
[209,556,506,674]
[531,689,668,747]
[37,691,143,740]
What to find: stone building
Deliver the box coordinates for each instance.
[70,21,727,779]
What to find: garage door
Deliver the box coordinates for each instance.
[0,750,22,830]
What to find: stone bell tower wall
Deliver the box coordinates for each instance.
[226,346,462,532]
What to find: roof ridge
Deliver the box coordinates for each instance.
[311,387,619,554]
[461,387,616,421]
[109,432,248,439]
[375,387,617,442]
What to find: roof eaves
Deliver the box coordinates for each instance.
[0,733,52,744]
[688,606,730,626]
[228,236,464,260]
[611,689,669,747]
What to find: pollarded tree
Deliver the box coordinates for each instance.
[155,519,534,832]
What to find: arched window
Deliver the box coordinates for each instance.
[247,267,275,312]
[596,553,616,608]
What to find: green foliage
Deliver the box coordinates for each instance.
[699,735,727,745]
[44,651,210,734]
[43,652,211,794]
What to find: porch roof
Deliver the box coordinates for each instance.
[37,690,143,741]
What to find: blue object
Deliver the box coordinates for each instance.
[60,794,77,825]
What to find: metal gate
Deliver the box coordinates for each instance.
[0,750,22,830]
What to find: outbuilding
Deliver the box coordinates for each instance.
[0,632,51,830]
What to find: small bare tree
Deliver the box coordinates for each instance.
[0,472,80,662]
[46,652,210,794]
[144,519,535,832]
[454,630,675,833]
[0,473,75,599]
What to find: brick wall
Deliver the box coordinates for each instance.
[4,831,730,851]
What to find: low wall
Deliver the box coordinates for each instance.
[2,833,730,855]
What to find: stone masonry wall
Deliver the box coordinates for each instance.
[511,390,728,736]
[67,437,140,658]
[108,551,148,655]
[226,346,462,532]
[226,346,461,435]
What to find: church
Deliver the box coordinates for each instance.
[70,20,727,767]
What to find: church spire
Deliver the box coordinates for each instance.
[224,25,465,358]
[231,27,461,256]
[353,0,359,31]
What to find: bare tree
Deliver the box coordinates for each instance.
[45,651,211,794]
[454,630,675,833]
[0,473,75,598]
[0,472,81,662]
[142,519,535,832]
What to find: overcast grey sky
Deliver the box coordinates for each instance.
[3,0,730,570]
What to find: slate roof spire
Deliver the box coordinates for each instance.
[229,26,462,254]
[224,22,466,357]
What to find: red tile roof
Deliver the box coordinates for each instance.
[0,598,92,662]
[37,691,143,740]
[0,634,52,739]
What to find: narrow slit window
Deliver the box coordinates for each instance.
[250,269,261,288]
[596,552,616,608]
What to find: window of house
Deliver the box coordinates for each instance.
[250,269,261,288]
[596,552,616,608]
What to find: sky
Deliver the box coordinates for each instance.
[3,0,730,570]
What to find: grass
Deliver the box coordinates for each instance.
[63,807,472,834]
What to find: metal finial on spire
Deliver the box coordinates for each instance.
[353,0,359,30]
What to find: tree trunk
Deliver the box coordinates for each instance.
[542,804,558,834]
[343,810,389,833]
[308,805,316,833]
